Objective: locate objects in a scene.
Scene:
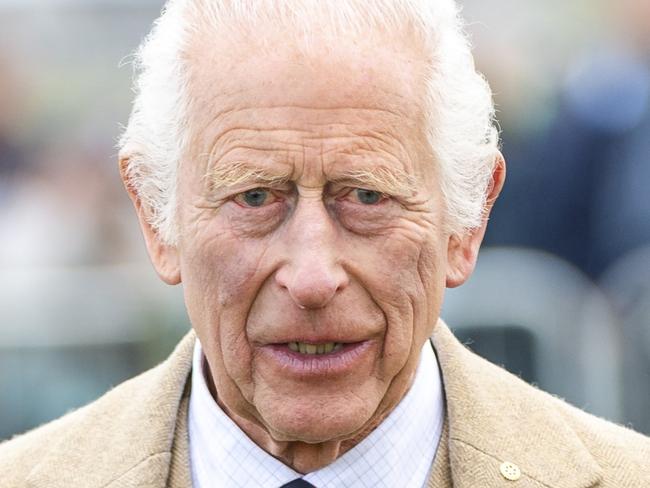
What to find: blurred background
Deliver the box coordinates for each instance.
[0,0,648,440]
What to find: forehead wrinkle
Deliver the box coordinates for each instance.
[205,161,293,192]
[206,139,307,171]
[196,109,406,167]
[189,87,410,136]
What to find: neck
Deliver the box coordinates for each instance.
[216,399,394,473]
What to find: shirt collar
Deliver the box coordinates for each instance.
[189,340,444,488]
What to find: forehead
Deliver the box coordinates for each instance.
[184,24,429,134]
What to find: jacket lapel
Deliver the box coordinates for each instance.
[27,331,196,488]
[167,384,193,488]
[26,321,606,488]
[431,320,603,488]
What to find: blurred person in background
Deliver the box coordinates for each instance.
[0,48,141,267]
[486,0,650,278]
[475,0,650,437]
[0,55,27,205]
[0,1,183,444]
[0,146,115,266]
[1,1,650,488]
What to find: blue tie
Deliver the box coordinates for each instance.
[280,480,316,488]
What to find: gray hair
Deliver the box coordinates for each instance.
[119,0,499,245]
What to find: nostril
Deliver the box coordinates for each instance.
[274,265,291,291]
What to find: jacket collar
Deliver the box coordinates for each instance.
[27,322,604,488]
[431,320,603,488]
[27,331,196,488]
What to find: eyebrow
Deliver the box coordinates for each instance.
[205,161,417,197]
[331,166,417,198]
[205,161,293,192]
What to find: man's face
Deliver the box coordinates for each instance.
[176,30,452,444]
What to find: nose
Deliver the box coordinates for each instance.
[275,201,349,309]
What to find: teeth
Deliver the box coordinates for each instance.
[288,342,342,355]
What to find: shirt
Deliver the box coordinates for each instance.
[189,339,444,488]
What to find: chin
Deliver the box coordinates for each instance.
[258,396,377,444]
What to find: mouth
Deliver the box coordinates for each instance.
[286,341,344,355]
[258,339,374,377]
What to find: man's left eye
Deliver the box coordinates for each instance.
[354,188,383,205]
[235,188,274,207]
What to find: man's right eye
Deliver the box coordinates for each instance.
[234,188,274,208]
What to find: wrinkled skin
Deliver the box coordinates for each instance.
[122,28,504,473]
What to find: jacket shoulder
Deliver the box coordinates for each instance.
[0,362,167,485]
[475,345,650,484]
[0,331,195,488]
[554,397,650,485]
[432,320,650,487]
[480,347,650,484]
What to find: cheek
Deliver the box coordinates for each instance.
[182,215,272,307]
[179,218,275,393]
[355,228,443,309]
[347,229,446,375]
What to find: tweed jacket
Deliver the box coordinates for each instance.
[1,321,649,487]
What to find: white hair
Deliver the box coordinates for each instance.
[119,0,499,245]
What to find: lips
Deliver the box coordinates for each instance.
[257,339,375,377]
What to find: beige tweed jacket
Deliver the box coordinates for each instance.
[1,321,649,487]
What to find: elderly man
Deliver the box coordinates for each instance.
[2,1,649,487]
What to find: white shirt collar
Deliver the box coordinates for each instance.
[189,340,444,488]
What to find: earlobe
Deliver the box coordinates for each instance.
[445,230,481,288]
[119,155,181,286]
[135,201,182,285]
[445,151,506,288]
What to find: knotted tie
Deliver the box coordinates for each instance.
[280,479,316,488]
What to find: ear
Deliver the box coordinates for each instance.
[446,151,506,288]
[119,155,181,285]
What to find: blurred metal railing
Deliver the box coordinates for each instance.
[442,246,624,424]
[600,244,650,434]
[0,264,189,440]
